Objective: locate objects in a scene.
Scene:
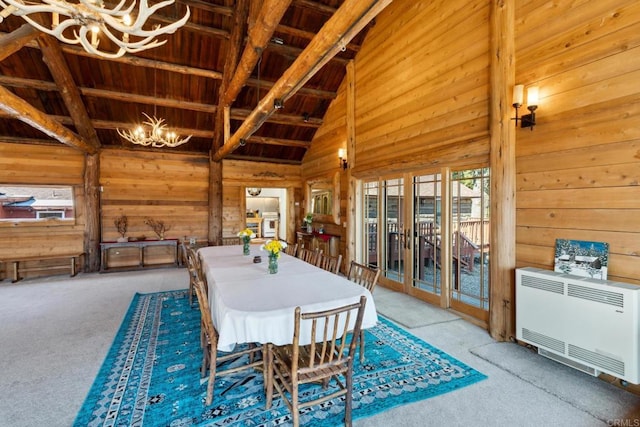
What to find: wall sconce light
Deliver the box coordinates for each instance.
[512,84,539,130]
[274,98,284,110]
[338,148,348,170]
[303,112,310,123]
[239,138,247,146]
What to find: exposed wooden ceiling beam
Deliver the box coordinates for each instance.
[226,153,302,165]
[60,43,224,80]
[213,0,250,151]
[0,134,309,160]
[212,0,392,161]
[0,24,40,62]
[0,135,58,145]
[0,85,96,154]
[178,0,232,16]
[275,24,360,53]
[5,33,337,100]
[0,110,316,141]
[223,0,293,107]
[231,108,321,127]
[38,34,101,150]
[152,14,230,39]
[267,40,350,65]
[292,0,337,15]
[0,75,323,127]
[246,135,310,148]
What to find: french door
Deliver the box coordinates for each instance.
[363,168,490,322]
[363,178,405,292]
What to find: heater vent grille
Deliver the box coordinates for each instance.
[521,275,564,294]
[522,328,565,354]
[568,345,625,376]
[567,284,624,308]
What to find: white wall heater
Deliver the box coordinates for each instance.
[516,267,640,384]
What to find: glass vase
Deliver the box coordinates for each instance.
[268,253,278,274]
[243,237,250,255]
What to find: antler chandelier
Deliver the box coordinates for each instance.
[117,112,191,148]
[0,0,190,58]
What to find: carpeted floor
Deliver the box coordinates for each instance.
[2,270,639,427]
[74,289,487,426]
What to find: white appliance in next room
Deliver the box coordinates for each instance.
[515,267,640,384]
[262,212,279,238]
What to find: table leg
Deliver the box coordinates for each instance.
[12,261,20,283]
[70,256,77,277]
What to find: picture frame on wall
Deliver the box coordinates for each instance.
[554,239,609,280]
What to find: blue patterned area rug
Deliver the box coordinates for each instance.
[74,290,486,426]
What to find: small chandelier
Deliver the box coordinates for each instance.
[0,0,190,58]
[117,112,191,148]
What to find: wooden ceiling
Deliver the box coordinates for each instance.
[0,0,386,164]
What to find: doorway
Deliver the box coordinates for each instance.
[245,187,287,240]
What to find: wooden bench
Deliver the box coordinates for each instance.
[1,253,84,283]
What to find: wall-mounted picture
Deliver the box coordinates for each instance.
[554,239,609,280]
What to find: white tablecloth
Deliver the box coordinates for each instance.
[198,245,378,352]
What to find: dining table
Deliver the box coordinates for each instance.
[198,244,378,352]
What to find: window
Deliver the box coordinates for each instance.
[0,185,75,222]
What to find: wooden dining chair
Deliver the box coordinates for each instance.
[183,244,198,306]
[316,252,343,275]
[283,241,298,257]
[347,261,381,362]
[265,296,367,427]
[192,277,264,406]
[298,247,321,265]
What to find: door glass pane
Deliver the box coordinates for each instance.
[363,181,379,268]
[383,178,404,283]
[450,168,490,310]
[412,173,442,296]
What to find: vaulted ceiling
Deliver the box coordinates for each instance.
[0,0,388,164]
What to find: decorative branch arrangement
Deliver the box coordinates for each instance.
[144,217,170,240]
[114,215,128,240]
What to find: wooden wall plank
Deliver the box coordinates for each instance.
[100,149,210,243]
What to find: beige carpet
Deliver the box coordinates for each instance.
[373,287,460,328]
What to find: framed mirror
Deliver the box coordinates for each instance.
[306,172,340,225]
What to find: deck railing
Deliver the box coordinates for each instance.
[366,219,489,265]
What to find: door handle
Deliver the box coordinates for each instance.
[405,229,411,250]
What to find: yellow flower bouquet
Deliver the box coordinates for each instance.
[237,228,256,239]
[260,240,288,274]
[260,239,287,258]
[237,228,256,255]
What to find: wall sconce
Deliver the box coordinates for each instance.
[239,138,247,146]
[302,112,310,123]
[512,85,539,130]
[274,98,284,110]
[338,148,348,170]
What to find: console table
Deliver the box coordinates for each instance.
[100,239,178,273]
[296,231,340,258]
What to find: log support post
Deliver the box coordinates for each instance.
[489,0,517,341]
